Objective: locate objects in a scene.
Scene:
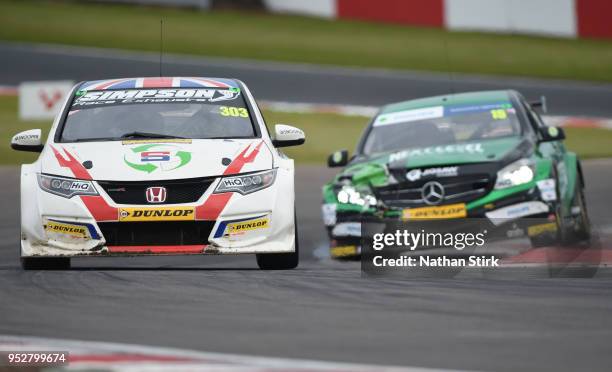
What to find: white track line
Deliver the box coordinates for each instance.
[0,335,464,372]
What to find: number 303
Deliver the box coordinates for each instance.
[220,106,248,118]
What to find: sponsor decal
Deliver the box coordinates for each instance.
[403,203,467,220]
[331,222,361,237]
[73,88,241,107]
[389,143,484,163]
[213,215,270,238]
[485,201,550,225]
[536,179,557,201]
[406,166,458,182]
[119,207,195,222]
[13,134,39,142]
[330,245,360,258]
[374,106,444,127]
[124,143,191,173]
[227,217,269,235]
[548,126,559,137]
[527,222,558,237]
[45,220,89,238]
[44,219,100,240]
[444,102,513,116]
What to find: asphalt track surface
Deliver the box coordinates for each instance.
[2,43,612,371]
[2,42,612,117]
[1,161,612,372]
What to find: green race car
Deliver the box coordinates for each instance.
[322,90,591,259]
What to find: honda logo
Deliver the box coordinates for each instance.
[145,187,167,203]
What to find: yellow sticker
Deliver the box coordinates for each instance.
[219,106,249,118]
[119,207,195,222]
[491,109,508,120]
[330,245,358,258]
[227,217,269,235]
[45,220,89,238]
[527,222,557,237]
[403,203,467,220]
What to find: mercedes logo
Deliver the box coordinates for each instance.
[421,181,445,205]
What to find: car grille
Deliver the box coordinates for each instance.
[97,177,215,205]
[374,174,493,208]
[98,221,215,246]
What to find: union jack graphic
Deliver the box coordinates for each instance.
[80,77,239,91]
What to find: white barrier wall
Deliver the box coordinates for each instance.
[263,0,335,18]
[445,0,576,37]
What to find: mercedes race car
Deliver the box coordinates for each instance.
[322,90,591,259]
[12,76,305,270]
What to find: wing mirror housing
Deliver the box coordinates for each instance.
[272,124,305,148]
[11,129,44,152]
[539,126,565,142]
[328,150,349,167]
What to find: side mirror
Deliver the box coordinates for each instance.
[328,150,349,167]
[272,124,305,147]
[11,129,44,152]
[539,126,565,142]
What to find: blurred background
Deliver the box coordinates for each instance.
[1,0,612,166]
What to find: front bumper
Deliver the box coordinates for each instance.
[323,181,558,257]
[21,168,295,257]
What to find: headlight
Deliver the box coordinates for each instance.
[38,174,99,198]
[214,169,277,195]
[494,159,535,189]
[336,185,377,207]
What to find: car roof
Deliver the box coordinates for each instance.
[381,90,517,114]
[78,77,240,91]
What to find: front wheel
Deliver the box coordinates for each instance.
[256,214,299,270]
[21,257,71,270]
[563,174,591,244]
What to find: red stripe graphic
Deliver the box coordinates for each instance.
[51,146,92,180]
[196,141,264,220]
[80,195,119,221]
[142,77,174,88]
[51,146,118,221]
[107,245,207,254]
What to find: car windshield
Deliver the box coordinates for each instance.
[59,87,256,142]
[362,101,522,155]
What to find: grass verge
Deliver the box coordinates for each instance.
[1,0,612,82]
[1,96,611,166]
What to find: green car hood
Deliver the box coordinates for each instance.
[338,137,523,186]
[387,137,522,168]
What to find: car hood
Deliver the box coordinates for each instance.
[339,137,526,186]
[384,137,522,168]
[42,139,272,181]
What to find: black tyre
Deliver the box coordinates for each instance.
[563,174,591,244]
[21,257,71,270]
[256,214,299,270]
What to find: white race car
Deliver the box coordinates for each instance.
[11,77,305,270]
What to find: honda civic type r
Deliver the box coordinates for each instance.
[11,77,305,270]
